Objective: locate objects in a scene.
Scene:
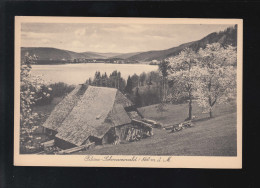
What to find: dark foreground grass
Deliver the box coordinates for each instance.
[78,103,237,156]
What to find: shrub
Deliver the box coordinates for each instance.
[34,82,75,106]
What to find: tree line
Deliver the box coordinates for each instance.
[85,69,168,107]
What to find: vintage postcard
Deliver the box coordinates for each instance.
[14,17,242,168]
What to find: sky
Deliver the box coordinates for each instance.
[21,23,235,53]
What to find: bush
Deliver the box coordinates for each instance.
[34,82,75,106]
[49,82,75,98]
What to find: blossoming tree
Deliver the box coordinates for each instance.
[20,53,51,151]
[195,43,237,118]
[168,48,199,120]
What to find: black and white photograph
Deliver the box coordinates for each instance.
[14,17,242,168]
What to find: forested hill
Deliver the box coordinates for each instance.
[21,47,106,61]
[126,25,237,62]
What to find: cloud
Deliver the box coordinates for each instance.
[72,40,84,48]
[102,25,145,34]
[40,39,51,44]
[21,31,57,47]
[22,32,53,39]
[88,30,98,38]
[75,28,86,36]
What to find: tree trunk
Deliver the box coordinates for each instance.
[188,99,192,120]
[164,77,167,102]
[163,77,165,102]
[209,109,213,118]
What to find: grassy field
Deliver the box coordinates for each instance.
[33,97,237,156]
[77,102,237,156]
[138,101,236,126]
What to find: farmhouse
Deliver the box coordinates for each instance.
[42,84,152,149]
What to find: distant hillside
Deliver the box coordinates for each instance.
[21,47,106,61]
[77,52,106,59]
[95,52,123,58]
[126,25,237,62]
[81,52,124,58]
[127,42,195,62]
[111,52,142,59]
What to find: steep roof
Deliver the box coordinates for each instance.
[55,86,133,146]
[114,90,133,108]
[107,104,132,127]
[42,84,83,131]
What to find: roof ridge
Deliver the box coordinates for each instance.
[88,85,119,91]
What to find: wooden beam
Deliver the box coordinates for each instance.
[57,142,95,154]
[41,139,55,147]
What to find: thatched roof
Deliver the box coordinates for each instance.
[107,104,132,127]
[114,91,133,108]
[54,86,133,146]
[42,84,83,131]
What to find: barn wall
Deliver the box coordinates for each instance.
[117,123,153,142]
[102,125,132,144]
[115,124,132,141]
[101,123,152,145]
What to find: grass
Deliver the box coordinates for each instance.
[33,97,237,156]
[138,101,236,126]
[77,102,237,156]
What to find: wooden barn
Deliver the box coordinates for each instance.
[42,84,152,149]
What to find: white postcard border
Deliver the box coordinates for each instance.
[14,17,243,168]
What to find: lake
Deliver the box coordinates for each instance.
[31,63,158,85]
